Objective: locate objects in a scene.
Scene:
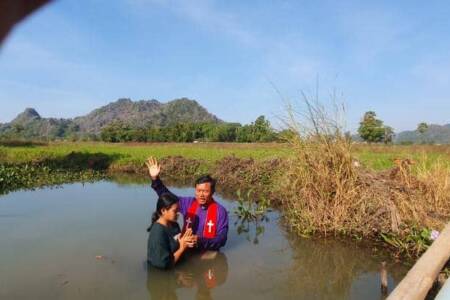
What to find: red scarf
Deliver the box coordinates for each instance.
[183,199,218,239]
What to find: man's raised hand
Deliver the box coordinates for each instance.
[145,156,160,180]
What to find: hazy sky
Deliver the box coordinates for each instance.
[1,0,450,132]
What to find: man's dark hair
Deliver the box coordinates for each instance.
[195,175,216,193]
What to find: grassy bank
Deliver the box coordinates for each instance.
[0,141,284,197]
[0,141,289,165]
[2,141,450,171]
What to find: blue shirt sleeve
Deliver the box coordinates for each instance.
[151,177,193,217]
[151,177,171,197]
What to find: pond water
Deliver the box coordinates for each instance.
[0,179,408,299]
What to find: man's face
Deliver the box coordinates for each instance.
[195,182,213,205]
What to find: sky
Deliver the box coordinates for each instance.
[1,0,450,132]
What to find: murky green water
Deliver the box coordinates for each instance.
[0,180,408,299]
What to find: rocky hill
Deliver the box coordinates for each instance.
[73,97,221,134]
[395,124,450,144]
[0,98,222,139]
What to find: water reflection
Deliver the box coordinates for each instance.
[0,180,410,300]
[146,252,228,300]
[235,215,268,245]
[281,231,407,300]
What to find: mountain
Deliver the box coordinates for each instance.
[73,98,221,134]
[395,124,450,144]
[11,108,41,124]
[0,109,77,139]
[0,98,222,139]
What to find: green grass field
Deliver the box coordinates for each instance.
[1,142,450,171]
[0,142,289,167]
[354,144,450,171]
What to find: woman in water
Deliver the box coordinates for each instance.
[147,193,196,269]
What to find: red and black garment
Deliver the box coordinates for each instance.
[182,199,218,239]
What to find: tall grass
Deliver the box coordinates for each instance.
[278,97,364,235]
[278,96,450,256]
[403,158,450,227]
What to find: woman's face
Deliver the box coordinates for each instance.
[161,203,179,222]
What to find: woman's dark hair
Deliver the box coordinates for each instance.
[147,192,179,232]
[195,174,216,193]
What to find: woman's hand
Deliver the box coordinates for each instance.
[145,156,160,180]
[173,228,195,264]
[179,228,196,249]
[176,271,194,287]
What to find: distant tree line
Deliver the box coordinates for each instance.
[100,115,281,143]
[0,115,289,143]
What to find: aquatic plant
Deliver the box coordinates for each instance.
[234,189,271,221]
[234,189,270,244]
[235,216,267,245]
[380,227,435,257]
[0,163,105,195]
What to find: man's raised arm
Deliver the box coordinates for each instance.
[146,156,172,197]
[151,177,172,197]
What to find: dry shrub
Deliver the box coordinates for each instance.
[158,156,204,179]
[417,160,450,215]
[407,159,450,226]
[212,155,285,197]
[109,155,205,178]
[379,157,450,234]
[278,96,369,235]
[279,129,369,235]
[278,96,450,243]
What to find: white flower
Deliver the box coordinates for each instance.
[430,230,440,241]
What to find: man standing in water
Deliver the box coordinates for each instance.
[146,157,228,251]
